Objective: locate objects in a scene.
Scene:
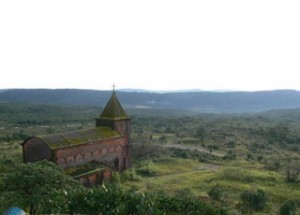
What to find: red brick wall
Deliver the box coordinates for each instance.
[54,136,130,171]
[103,169,112,181]
[77,169,112,187]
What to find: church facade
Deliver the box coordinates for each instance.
[22,91,131,186]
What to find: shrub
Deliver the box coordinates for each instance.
[208,185,229,203]
[240,189,267,212]
[131,143,165,159]
[121,169,141,182]
[221,168,254,183]
[172,149,189,159]
[257,155,264,162]
[112,172,121,183]
[280,200,297,215]
[66,186,226,215]
[152,192,225,215]
[265,159,281,171]
[223,150,236,160]
[136,161,161,177]
[285,162,300,182]
[159,135,167,143]
[175,188,194,199]
[225,140,236,148]
[247,153,253,160]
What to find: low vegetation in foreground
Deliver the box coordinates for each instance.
[2,103,300,214]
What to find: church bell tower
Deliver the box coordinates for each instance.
[96,89,131,143]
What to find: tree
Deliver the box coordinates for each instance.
[208,185,229,204]
[0,160,80,214]
[239,189,267,212]
[268,124,289,142]
[280,200,297,215]
[285,161,300,182]
[195,127,206,142]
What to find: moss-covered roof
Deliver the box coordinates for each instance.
[38,127,120,149]
[99,92,129,120]
[64,161,109,178]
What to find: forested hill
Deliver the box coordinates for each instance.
[1,89,300,113]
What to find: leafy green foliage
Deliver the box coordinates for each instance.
[285,161,300,182]
[0,159,224,215]
[280,200,297,215]
[0,160,81,214]
[239,189,267,212]
[150,191,226,215]
[208,185,229,203]
[120,169,141,182]
[136,160,162,177]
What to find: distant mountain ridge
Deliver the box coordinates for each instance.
[1,89,300,113]
[119,88,204,93]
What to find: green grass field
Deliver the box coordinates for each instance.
[119,156,300,214]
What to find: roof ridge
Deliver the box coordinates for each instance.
[36,127,120,149]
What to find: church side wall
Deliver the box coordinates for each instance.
[115,120,131,168]
[53,137,129,171]
[114,120,131,141]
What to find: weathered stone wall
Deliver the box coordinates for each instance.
[114,119,131,141]
[95,119,131,169]
[115,120,131,168]
[53,136,129,171]
[23,138,52,163]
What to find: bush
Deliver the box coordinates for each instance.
[265,159,281,171]
[280,200,297,215]
[121,169,141,182]
[225,140,236,148]
[172,149,189,159]
[152,192,225,215]
[131,143,165,159]
[221,168,254,183]
[66,186,226,215]
[285,162,300,182]
[257,155,264,162]
[136,161,161,177]
[112,172,121,183]
[1,161,80,214]
[223,150,237,160]
[175,188,194,199]
[239,189,267,212]
[208,185,228,203]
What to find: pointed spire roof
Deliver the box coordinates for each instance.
[99,91,129,120]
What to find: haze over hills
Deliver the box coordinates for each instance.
[1,89,300,113]
[119,89,205,93]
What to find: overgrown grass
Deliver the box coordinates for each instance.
[216,167,278,183]
[121,157,300,214]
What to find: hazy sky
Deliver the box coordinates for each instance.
[0,0,299,91]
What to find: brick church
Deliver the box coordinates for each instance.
[22,90,131,186]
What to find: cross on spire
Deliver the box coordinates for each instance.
[112,84,116,93]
